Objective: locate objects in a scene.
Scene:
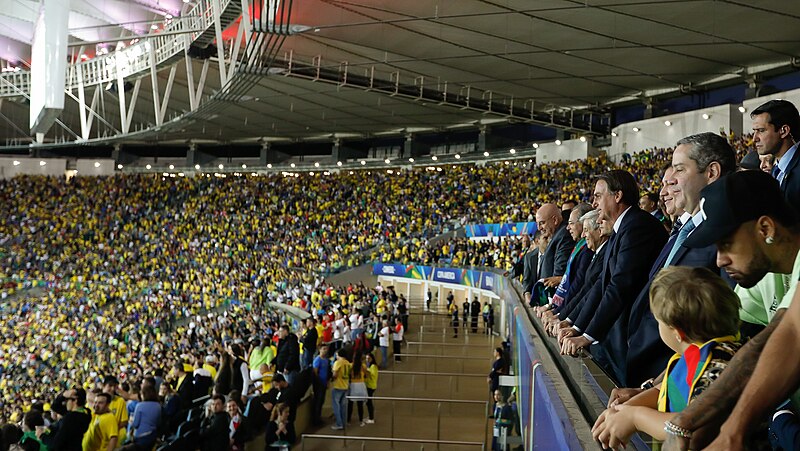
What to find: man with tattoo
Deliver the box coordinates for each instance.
[653,171,800,449]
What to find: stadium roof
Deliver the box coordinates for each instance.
[0,0,799,149]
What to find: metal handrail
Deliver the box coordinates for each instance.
[406,341,492,347]
[393,354,487,360]
[346,396,487,404]
[381,370,486,377]
[300,434,485,450]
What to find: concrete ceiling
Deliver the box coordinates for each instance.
[0,0,799,148]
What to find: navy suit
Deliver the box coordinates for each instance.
[624,226,718,387]
[779,148,800,207]
[557,243,607,320]
[540,223,575,279]
[572,208,667,384]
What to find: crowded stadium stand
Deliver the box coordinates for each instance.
[2,1,800,450]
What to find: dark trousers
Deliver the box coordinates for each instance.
[471,315,479,333]
[393,340,402,361]
[366,388,375,420]
[312,379,327,425]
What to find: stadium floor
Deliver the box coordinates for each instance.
[292,302,496,451]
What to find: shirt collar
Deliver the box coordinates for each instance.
[678,211,692,226]
[777,141,799,173]
[613,206,633,233]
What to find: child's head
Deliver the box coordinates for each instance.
[650,266,740,352]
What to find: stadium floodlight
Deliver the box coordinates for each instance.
[360,160,366,165]
[454,154,461,159]
[579,136,587,142]
[242,164,247,169]
[555,140,562,145]
[702,113,710,120]
[409,158,415,163]
[218,164,224,170]
[194,164,201,170]
[145,164,152,169]
[483,151,489,157]
[314,162,320,168]
[267,163,273,169]
[117,164,123,169]
[337,161,342,166]
[510,148,516,154]
[169,164,175,170]
[384,159,390,164]
[13,161,20,166]
[40,160,47,166]
[532,143,539,149]
[431,156,438,161]
[611,132,618,137]
[738,106,747,113]
[632,127,640,132]
[664,120,672,127]
[290,163,296,168]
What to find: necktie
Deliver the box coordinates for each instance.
[664,219,696,267]
[670,218,683,238]
[773,165,782,182]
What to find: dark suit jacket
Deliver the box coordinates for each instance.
[572,208,667,373]
[522,249,539,294]
[540,223,575,279]
[780,148,800,207]
[557,243,608,320]
[563,245,593,301]
[624,228,718,387]
[200,411,231,451]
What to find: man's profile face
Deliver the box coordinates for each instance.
[716,221,771,289]
[93,396,109,415]
[660,167,678,216]
[752,113,784,156]
[593,180,616,222]
[671,144,708,213]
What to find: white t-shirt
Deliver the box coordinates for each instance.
[379,326,390,347]
[350,313,363,330]
[392,324,404,341]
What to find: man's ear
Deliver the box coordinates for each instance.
[705,161,721,182]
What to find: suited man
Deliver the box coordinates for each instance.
[751,99,800,205]
[514,231,542,304]
[171,362,194,410]
[545,209,607,336]
[625,132,737,387]
[540,204,594,315]
[536,203,575,285]
[559,170,667,383]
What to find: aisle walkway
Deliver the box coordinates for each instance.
[300,301,497,450]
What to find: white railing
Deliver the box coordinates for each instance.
[0,0,232,97]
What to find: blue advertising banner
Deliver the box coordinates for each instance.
[466,222,537,238]
[431,267,464,284]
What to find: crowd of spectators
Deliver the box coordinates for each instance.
[0,94,793,451]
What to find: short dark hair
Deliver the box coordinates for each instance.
[597,169,639,208]
[74,388,87,406]
[644,192,659,204]
[23,411,44,430]
[95,392,112,404]
[752,99,800,142]
[212,394,226,404]
[676,132,736,175]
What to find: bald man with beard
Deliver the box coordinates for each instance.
[536,203,576,288]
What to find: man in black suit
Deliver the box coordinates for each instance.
[200,395,230,451]
[513,231,541,304]
[546,209,608,336]
[559,170,667,383]
[751,99,800,205]
[536,203,575,284]
[625,132,737,387]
